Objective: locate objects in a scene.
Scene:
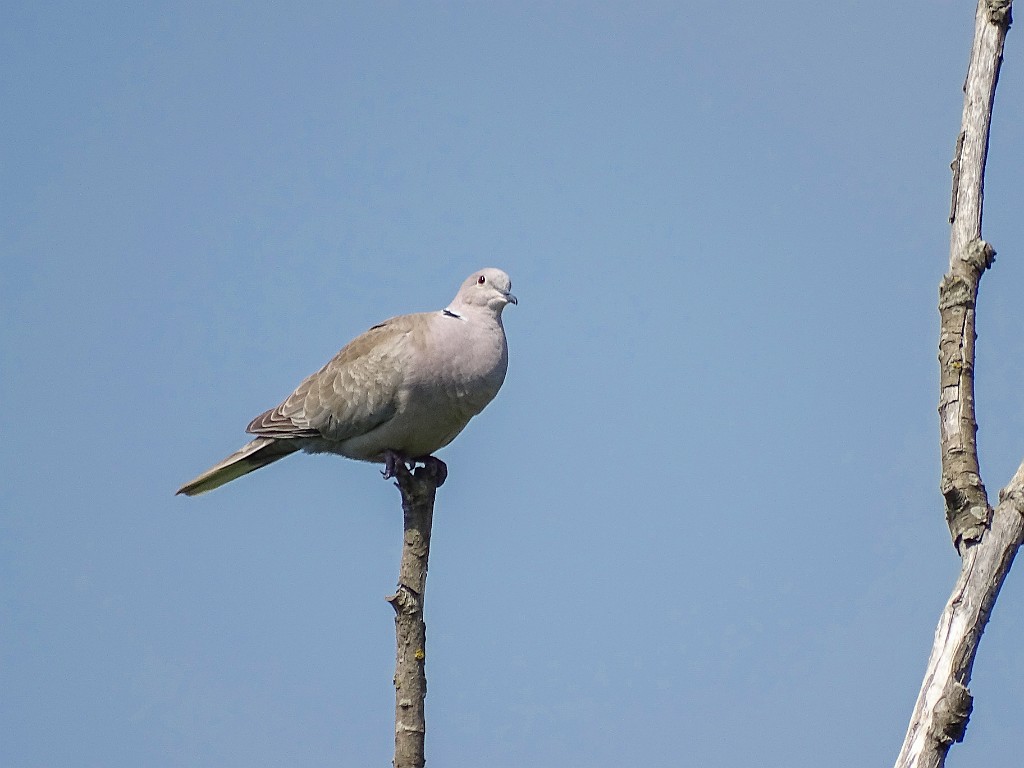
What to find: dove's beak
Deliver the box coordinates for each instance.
[505,292,518,306]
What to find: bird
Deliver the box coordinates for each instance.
[177,268,516,496]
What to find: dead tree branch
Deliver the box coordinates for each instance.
[387,461,442,768]
[895,465,1024,768]
[939,0,1011,550]
[894,2,1022,766]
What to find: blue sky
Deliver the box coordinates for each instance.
[3,2,1024,766]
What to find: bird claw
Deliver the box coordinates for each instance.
[381,451,446,488]
[381,450,409,481]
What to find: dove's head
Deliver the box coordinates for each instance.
[451,268,518,314]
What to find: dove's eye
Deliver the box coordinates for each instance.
[477,275,486,284]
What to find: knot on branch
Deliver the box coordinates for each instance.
[938,275,975,310]
[964,238,996,274]
[938,239,994,310]
[987,0,1013,27]
[929,681,973,745]
[387,584,423,617]
[942,481,991,549]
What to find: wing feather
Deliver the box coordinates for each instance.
[246,316,415,442]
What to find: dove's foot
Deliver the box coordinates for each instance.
[415,456,447,487]
[382,451,446,488]
[382,450,410,481]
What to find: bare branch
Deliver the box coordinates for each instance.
[895,464,1024,768]
[387,462,442,768]
[938,0,1011,549]
[894,2,1019,766]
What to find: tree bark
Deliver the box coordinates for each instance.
[939,0,1011,551]
[894,2,1021,766]
[894,466,1024,768]
[386,461,442,768]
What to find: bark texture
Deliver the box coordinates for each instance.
[387,462,440,768]
[895,466,1024,768]
[894,2,1021,766]
[939,0,1011,550]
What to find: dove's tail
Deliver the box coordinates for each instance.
[176,437,300,496]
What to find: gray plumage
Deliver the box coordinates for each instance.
[177,268,516,496]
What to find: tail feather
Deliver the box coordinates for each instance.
[176,437,299,496]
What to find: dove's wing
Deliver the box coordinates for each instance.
[247,314,422,442]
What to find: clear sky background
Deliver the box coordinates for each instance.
[3,2,1024,766]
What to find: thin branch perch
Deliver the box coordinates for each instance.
[387,460,443,768]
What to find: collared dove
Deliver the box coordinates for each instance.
[177,268,516,496]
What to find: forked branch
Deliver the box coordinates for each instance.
[894,2,1021,766]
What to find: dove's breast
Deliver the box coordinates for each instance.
[311,311,508,462]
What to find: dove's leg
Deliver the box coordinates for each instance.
[382,449,410,481]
